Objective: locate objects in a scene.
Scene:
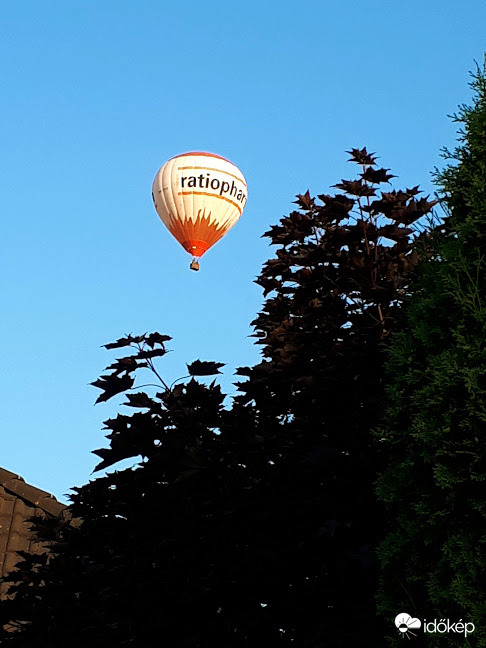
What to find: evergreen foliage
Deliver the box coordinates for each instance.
[376,64,486,647]
[0,152,434,647]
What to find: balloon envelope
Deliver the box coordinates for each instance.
[152,151,248,259]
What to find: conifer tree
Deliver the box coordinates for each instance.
[376,64,486,647]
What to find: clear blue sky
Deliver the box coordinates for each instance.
[1,1,485,502]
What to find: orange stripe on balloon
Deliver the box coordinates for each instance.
[178,191,243,214]
[177,165,247,185]
[171,151,232,163]
[167,209,232,257]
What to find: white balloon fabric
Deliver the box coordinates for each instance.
[152,152,248,264]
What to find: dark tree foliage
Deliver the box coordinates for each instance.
[375,65,486,648]
[0,151,435,647]
[231,149,436,645]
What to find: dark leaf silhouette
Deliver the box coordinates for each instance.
[347,147,377,165]
[91,373,135,403]
[124,392,154,409]
[103,334,145,350]
[378,224,413,241]
[145,332,172,347]
[361,167,396,184]
[136,348,167,360]
[187,360,225,376]
[294,190,315,210]
[106,356,145,375]
[333,179,376,197]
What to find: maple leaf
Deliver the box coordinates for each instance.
[106,356,143,375]
[293,190,315,210]
[390,197,438,225]
[346,147,377,165]
[377,224,413,241]
[187,360,225,376]
[103,335,145,350]
[333,180,376,197]
[91,373,135,404]
[317,194,355,220]
[145,333,172,348]
[124,392,155,409]
[136,348,167,360]
[416,197,439,212]
[405,185,421,197]
[361,167,396,184]
[363,192,402,216]
[92,445,140,472]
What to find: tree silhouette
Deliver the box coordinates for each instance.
[0,150,435,647]
[376,64,486,648]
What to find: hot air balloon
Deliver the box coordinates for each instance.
[152,152,248,271]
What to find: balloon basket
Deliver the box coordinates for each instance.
[190,258,200,272]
